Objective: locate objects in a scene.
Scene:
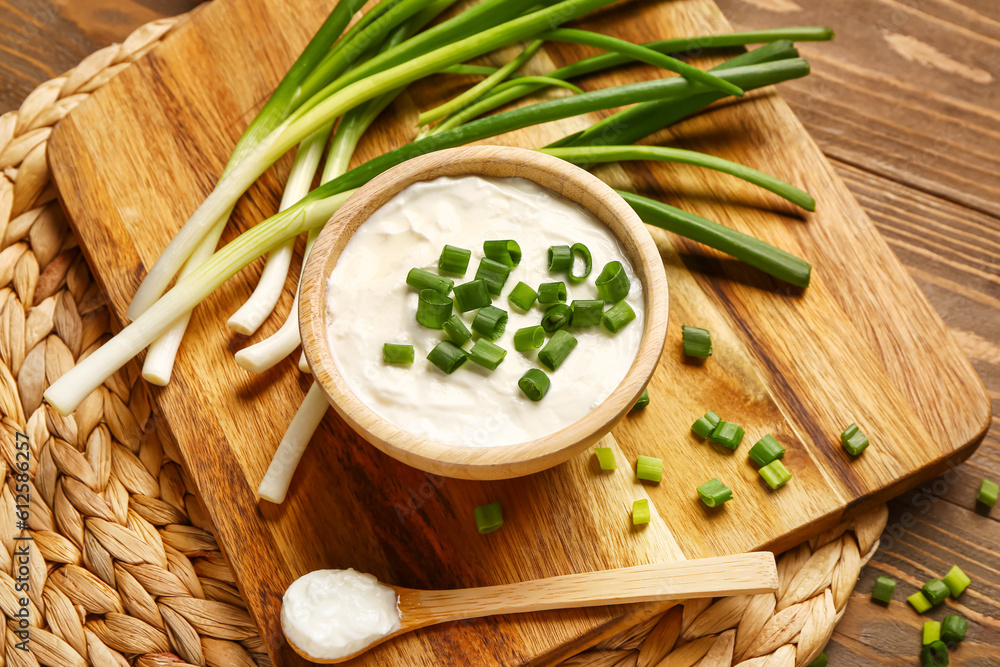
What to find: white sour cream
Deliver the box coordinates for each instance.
[326,175,643,447]
[282,568,401,661]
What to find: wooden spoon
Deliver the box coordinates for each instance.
[285,552,777,663]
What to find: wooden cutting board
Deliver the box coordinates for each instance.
[47,0,991,664]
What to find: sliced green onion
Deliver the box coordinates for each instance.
[483,240,521,267]
[453,279,491,312]
[602,301,636,333]
[919,640,948,667]
[908,591,933,614]
[759,460,792,489]
[541,304,573,332]
[923,621,941,646]
[978,478,998,508]
[682,325,712,358]
[538,329,577,371]
[711,421,745,449]
[427,340,467,374]
[596,261,630,303]
[635,455,663,483]
[871,576,896,604]
[508,281,538,311]
[548,245,573,272]
[518,368,550,401]
[697,478,732,508]
[943,565,970,598]
[469,339,507,370]
[594,446,616,471]
[439,245,471,276]
[383,343,415,364]
[806,653,828,667]
[474,501,503,534]
[570,300,603,328]
[922,579,949,606]
[632,498,651,525]
[472,305,508,340]
[407,267,453,294]
[416,289,453,329]
[941,615,967,645]
[443,314,472,346]
[841,423,870,456]
[475,258,511,296]
[633,389,649,411]
[568,243,592,283]
[692,410,722,439]
[513,326,545,351]
[749,435,785,467]
[537,281,567,304]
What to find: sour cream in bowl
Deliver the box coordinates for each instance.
[299,146,667,480]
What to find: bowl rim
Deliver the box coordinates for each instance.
[299,145,668,480]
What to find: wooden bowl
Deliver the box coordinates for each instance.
[299,145,668,480]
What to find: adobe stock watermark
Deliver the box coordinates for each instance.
[877,460,962,553]
[12,430,33,652]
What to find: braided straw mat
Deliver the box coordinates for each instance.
[0,10,890,667]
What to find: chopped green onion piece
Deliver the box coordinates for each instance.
[922,579,949,606]
[806,653,828,667]
[443,314,472,347]
[923,621,941,646]
[475,258,511,296]
[474,501,503,535]
[977,478,998,508]
[841,423,870,456]
[469,339,507,371]
[383,343,414,364]
[508,281,538,311]
[697,478,732,508]
[633,389,649,411]
[483,240,521,267]
[681,325,713,358]
[416,289,453,329]
[594,447,616,471]
[943,565,970,598]
[472,305,508,340]
[632,498,650,525]
[513,326,545,351]
[427,341,467,374]
[759,459,792,489]
[596,261,630,303]
[636,455,663,483]
[453,279,491,312]
[602,301,636,333]
[568,243,592,283]
[538,329,578,371]
[941,615,967,645]
[710,421,745,450]
[705,411,721,428]
[692,417,715,439]
[518,368,550,401]
[908,591,933,614]
[548,245,573,272]
[537,281,567,304]
[570,299,603,328]
[749,435,786,467]
[439,245,471,276]
[920,640,949,667]
[871,576,896,604]
[541,304,573,332]
[407,268,453,294]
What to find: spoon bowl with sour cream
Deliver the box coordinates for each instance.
[299,145,668,480]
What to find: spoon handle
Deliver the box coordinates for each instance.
[399,552,777,628]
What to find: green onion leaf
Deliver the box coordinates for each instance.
[443,314,472,346]
[508,281,538,311]
[568,243,592,283]
[427,340,467,374]
[383,343,415,364]
[919,641,948,667]
[453,279,491,312]
[439,245,472,276]
[484,240,522,267]
[570,299,603,328]
[978,478,998,508]
[943,565,970,598]
[632,498,651,525]
[908,591,933,614]
[871,576,896,604]
[682,325,712,358]
[407,267,453,294]
[475,258,511,296]
[538,329,578,371]
[841,423,870,456]
[594,446,616,471]
[697,478,732,507]
[472,305,508,340]
[469,339,507,371]
[602,301,636,333]
[633,388,650,411]
[548,245,573,272]
[922,579,950,606]
[923,621,941,646]
[541,304,573,332]
[416,289,453,329]
[538,281,567,304]
[513,326,545,351]
[474,500,503,534]
[711,421,745,449]
[941,615,967,645]
[759,460,792,489]
[692,410,722,439]
[596,261,630,303]
[635,455,663,483]
[748,434,785,467]
[518,368,550,401]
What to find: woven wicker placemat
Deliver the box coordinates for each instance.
[0,10,888,667]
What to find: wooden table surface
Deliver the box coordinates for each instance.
[3,0,997,664]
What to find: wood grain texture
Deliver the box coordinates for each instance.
[21,2,996,667]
